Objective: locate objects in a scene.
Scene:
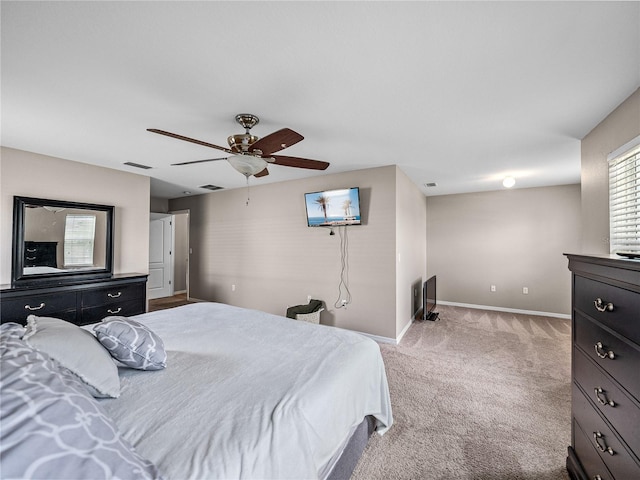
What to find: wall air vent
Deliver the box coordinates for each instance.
[199,184,224,191]
[424,182,438,188]
[123,162,152,170]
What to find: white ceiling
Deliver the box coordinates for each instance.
[2,1,639,199]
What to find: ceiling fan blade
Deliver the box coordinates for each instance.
[171,157,228,166]
[249,128,304,156]
[148,129,233,154]
[254,167,269,177]
[269,155,330,170]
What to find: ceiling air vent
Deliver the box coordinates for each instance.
[199,184,224,191]
[424,182,438,188]
[123,162,152,170]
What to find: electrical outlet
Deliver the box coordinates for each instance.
[307,295,312,303]
[523,287,529,294]
[490,285,496,292]
[341,299,347,306]
[232,284,236,292]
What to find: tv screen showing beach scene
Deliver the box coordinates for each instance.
[304,187,361,227]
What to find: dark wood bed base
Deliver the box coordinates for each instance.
[327,416,376,480]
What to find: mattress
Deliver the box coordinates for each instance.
[97,302,393,479]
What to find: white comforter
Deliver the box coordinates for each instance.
[98,302,393,480]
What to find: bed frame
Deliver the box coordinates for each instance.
[327,416,376,480]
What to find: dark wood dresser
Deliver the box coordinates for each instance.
[565,254,640,480]
[0,274,147,326]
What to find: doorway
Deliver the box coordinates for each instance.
[148,211,190,301]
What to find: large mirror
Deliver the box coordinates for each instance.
[12,196,114,286]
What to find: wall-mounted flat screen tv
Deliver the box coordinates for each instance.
[304,187,361,227]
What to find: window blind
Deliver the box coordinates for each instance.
[64,214,97,266]
[609,139,640,254]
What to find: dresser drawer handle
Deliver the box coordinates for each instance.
[593,431,614,456]
[594,387,615,407]
[26,256,36,261]
[107,308,122,314]
[107,292,122,298]
[24,303,45,311]
[594,298,614,312]
[594,342,615,360]
[26,248,37,252]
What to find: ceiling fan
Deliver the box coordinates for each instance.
[148,114,330,178]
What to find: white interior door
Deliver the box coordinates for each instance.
[148,214,174,300]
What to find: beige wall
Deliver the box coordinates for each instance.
[0,147,150,284]
[150,196,169,213]
[395,168,427,337]
[426,184,581,316]
[581,88,640,254]
[170,165,418,339]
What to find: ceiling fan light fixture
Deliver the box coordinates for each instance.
[149,113,329,177]
[228,133,259,152]
[227,155,268,177]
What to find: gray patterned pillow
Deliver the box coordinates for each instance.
[23,315,120,398]
[94,316,167,370]
[0,322,162,480]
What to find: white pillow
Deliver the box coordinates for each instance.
[94,316,167,371]
[23,315,120,398]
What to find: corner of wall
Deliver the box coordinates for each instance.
[580,88,640,253]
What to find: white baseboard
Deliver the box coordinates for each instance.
[354,317,414,345]
[356,331,399,344]
[437,300,571,320]
[396,318,414,343]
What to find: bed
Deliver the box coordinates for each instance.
[0,302,393,479]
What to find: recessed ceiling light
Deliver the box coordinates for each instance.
[503,176,516,188]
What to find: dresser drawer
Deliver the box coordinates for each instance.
[574,418,613,480]
[574,348,640,455]
[24,241,58,268]
[81,299,145,325]
[573,383,640,478]
[3,308,78,326]
[575,312,640,402]
[575,276,640,344]
[1,292,77,324]
[81,282,145,307]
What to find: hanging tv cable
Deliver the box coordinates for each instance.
[334,226,352,309]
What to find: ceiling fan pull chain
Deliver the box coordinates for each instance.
[246,176,250,206]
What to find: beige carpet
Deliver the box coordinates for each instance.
[352,304,572,480]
